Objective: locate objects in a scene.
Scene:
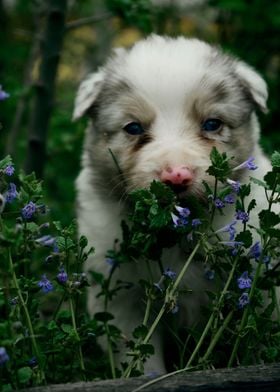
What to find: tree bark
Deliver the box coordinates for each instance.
[25,0,67,178]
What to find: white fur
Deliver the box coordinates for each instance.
[74,35,274,373]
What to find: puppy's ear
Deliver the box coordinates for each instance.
[72,70,104,120]
[235,62,268,113]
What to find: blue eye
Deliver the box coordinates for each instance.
[202,119,223,132]
[123,122,144,135]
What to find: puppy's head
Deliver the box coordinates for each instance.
[74,35,267,199]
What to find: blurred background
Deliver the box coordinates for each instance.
[0,0,279,224]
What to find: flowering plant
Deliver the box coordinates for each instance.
[0,148,280,389]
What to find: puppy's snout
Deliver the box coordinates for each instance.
[160,166,194,188]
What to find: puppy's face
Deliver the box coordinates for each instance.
[74,36,267,200]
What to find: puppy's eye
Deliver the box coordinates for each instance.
[123,122,144,135]
[202,119,223,132]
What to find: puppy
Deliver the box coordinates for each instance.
[74,35,272,373]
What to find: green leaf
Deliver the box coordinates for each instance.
[247,199,256,214]
[61,323,74,334]
[206,147,232,180]
[137,343,155,356]
[235,230,252,248]
[250,176,268,189]
[94,312,115,322]
[259,210,280,229]
[0,155,13,170]
[132,324,148,339]
[47,320,58,331]
[79,235,88,249]
[271,151,280,168]
[17,367,33,384]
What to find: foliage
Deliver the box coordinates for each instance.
[1,148,280,388]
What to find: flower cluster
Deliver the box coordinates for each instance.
[171,205,190,227]
[0,347,9,366]
[38,274,53,294]
[237,271,252,309]
[22,201,37,220]
[216,220,237,241]
[0,85,9,101]
[235,210,249,223]
[5,183,18,203]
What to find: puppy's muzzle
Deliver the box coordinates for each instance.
[160,165,194,194]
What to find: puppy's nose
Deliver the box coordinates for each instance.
[160,166,194,186]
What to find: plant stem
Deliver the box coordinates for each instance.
[201,310,234,364]
[185,255,239,368]
[69,296,86,378]
[8,248,46,384]
[124,241,201,377]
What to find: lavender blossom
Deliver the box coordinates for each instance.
[216,220,237,241]
[4,165,14,176]
[5,182,18,203]
[238,292,250,309]
[57,267,68,284]
[164,268,176,280]
[226,179,241,193]
[175,205,190,218]
[248,241,261,260]
[0,86,10,101]
[235,210,249,223]
[237,271,252,289]
[214,198,225,209]
[22,201,36,220]
[233,157,258,171]
[224,193,235,204]
[204,269,215,280]
[38,274,53,293]
[191,218,201,228]
[0,347,9,366]
[171,212,188,227]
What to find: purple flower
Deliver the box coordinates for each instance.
[171,212,188,227]
[4,165,15,176]
[36,235,58,252]
[192,218,201,228]
[164,268,176,280]
[219,241,243,256]
[238,292,250,309]
[226,179,241,193]
[22,201,36,220]
[214,198,225,209]
[38,274,53,293]
[0,86,10,101]
[224,193,235,204]
[57,267,68,284]
[216,220,237,241]
[234,157,258,171]
[237,271,252,289]
[248,241,261,260]
[0,347,9,366]
[175,205,190,218]
[5,182,18,203]
[235,210,249,223]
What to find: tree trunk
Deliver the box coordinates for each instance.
[25,0,67,178]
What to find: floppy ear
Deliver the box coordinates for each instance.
[235,61,268,113]
[72,69,105,120]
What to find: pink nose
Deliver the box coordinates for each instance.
[160,166,194,185]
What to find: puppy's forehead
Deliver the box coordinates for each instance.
[113,37,228,107]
